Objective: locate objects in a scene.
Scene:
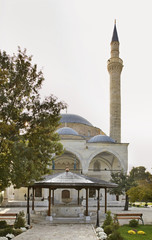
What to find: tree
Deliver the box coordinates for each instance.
[129,166,151,182]
[127,180,152,203]
[127,167,152,204]
[0,48,66,190]
[109,171,136,210]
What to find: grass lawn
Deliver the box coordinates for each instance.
[119,225,152,240]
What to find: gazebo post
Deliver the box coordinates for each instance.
[105,188,107,213]
[86,188,88,216]
[31,187,35,213]
[27,186,30,225]
[78,189,80,205]
[48,188,51,216]
[52,189,54,206]
[46,188,53,221]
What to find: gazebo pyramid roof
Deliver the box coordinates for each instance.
[32,170,117,189]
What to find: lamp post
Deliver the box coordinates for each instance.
[27,187,30,225]
[96,189,101,227]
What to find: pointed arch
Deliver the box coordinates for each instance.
[88,148,124,170]
[54,148,82,171]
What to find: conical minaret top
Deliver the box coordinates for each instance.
[107,21,123,143]
[111,20,119,42]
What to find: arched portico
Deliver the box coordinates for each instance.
[88,151,122,182]
[53,150,82,173]
[88,148,124,171]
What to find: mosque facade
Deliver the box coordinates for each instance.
[3,23,128,206]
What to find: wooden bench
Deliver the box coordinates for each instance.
[115,213,144,225]
[0,213,17,220]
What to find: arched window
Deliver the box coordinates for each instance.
[89,188,96,198]
[62,190,70,199]
[35,188,42,197]
[94,160,100,171]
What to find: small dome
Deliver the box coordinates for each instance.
[60,114,93,126]
[88,135,115,143]
[56,127,78,136]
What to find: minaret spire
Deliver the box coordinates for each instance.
[107,22,123,142]
[111,20,119,43]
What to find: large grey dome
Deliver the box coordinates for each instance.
[60,114,93,126]
[56,127,78,136]
[88,135,115,143]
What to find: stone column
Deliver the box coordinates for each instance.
[43,188,49,201]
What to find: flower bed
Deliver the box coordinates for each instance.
[119,225,152,239]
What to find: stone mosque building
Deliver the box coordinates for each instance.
[3,23,128,206]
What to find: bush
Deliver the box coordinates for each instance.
[102,211,113,228]
[113,215,119,230]
[0,221,8,229]
[0,227,13,236]
[129,219,139,227]
[107,231,124,240]
[12,228,23,236]
[18,211,25,217]
[0,193,3,204]
[14,216,25,229]
[104,225,113,235]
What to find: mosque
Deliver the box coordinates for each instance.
[3,23,128,206]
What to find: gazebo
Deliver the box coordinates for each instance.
[26,168,117,224]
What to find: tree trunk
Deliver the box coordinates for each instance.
[116,194,119,201]
[124,194,129,211]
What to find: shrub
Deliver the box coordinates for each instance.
[129,219,138,227]
[104,225,113,235]
[137,230,145,235]
[128,230,136,234]
[14,216,25,229]
[107,231,124,240]
[0,193,3,204]
[0,227,13,236]
[18,211,25,217]
[0,221,8,229]
[113,215,119,230]
[12,228,23,236]
[102,211,113,228]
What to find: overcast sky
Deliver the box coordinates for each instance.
[0,0,152,173]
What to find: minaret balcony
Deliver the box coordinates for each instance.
[107,57,123,65]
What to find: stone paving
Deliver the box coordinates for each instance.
[13,224,97,240]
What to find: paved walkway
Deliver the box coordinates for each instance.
[13,224,97,240]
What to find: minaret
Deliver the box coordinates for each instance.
[107,21,123,143]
